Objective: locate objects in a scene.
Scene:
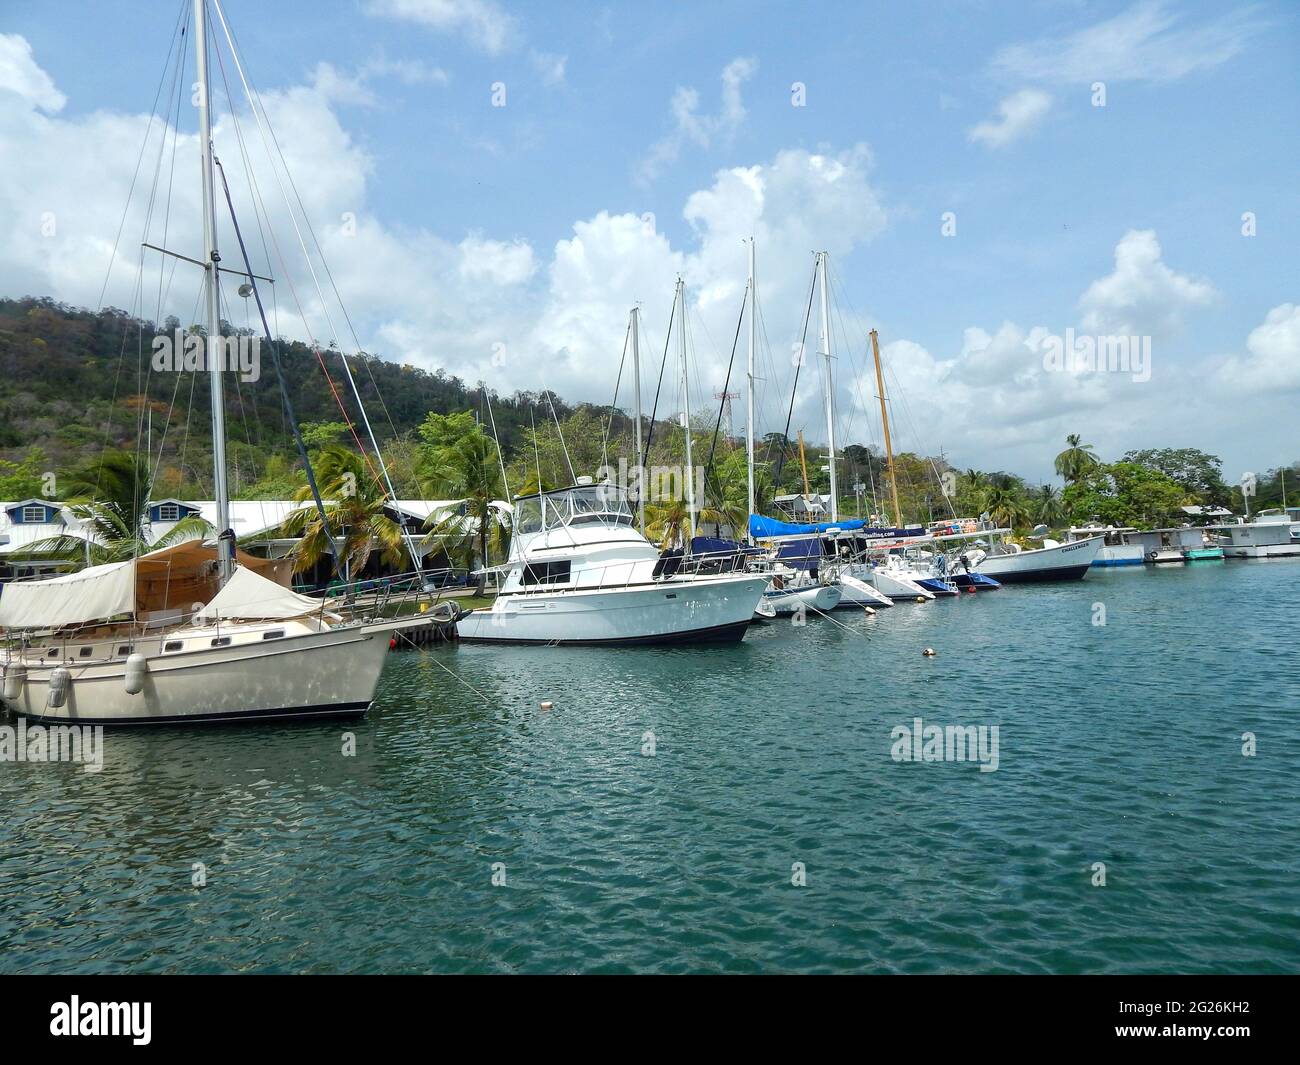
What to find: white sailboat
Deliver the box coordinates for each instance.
[0,0,424,723]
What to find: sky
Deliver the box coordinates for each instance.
[0,0,1296,484]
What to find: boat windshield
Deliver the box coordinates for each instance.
[540,485,634,530]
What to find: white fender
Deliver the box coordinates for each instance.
[3,664,24,702]
[124,653,148,696]
[47,666,71,709]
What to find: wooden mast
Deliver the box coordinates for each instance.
[870,328,902,525]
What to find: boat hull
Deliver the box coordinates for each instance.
[765,583,842,615]
[974,536,1102,582]
[832,572,893,607]
[1092,544,1146,567]
[2,620,406,725]
[456,573,768,644]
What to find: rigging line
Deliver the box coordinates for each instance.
[703,286,747,500]
[601,319,631,477]
[542,385,576,484]
[207,42,383,498]
[768,259,818,484]
[401,642,492,704]
[96,2,187,311]
[210,29,410,569]
[529,406,542,491]
[483,392,512,502]
[215,156,340,561]
[641,286,677,461]
[210,0,407,524]
[220,4,411,480]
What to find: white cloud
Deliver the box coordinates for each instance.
[1078,229,1215,337]
[993,0,1263,84]
[530,51,567,87]
[1214,303,1300,393]
[457,236,536,285]
[967,89,1052,148]
[637,57,758,185]
[0,33,65,112]
[364,0,516,55]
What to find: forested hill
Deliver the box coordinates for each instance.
[0,296,578,496]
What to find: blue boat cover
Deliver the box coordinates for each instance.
[748,513,925,539]
[773,537,824,570]
[690,536,760,557]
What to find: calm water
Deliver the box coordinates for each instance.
[2,559,1298,974]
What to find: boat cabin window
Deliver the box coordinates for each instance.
[514,498,542,535]
[210,637,232,647]
[78,647,93,658]
[117,646,131,657]
[546,486,634,530]
[46,648,59,658]
[163,641,184,652]
[262,630,285,641]
[522,560,572,586]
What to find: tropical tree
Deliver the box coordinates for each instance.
[23,449,211,568]
[1033,485,1065,528]
[984,476,1031,530]
[1054,434,1101,483]
[418,411,510,568]
[280,444,406,579]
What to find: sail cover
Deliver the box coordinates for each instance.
[0,559,136,629]
[193,565,328,622]
[748,514,926,539]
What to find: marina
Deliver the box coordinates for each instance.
[0,0,1295,997]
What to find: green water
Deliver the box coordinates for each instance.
[2,559,1297,973]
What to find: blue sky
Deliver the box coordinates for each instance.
[1,0,1297,483]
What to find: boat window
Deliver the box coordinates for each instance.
[262,629,285,640]
[514,498,542,535]
[210,637,232,647]
[117,646,131,656]
[522,560,572,586]
[163,641,183,652]
[78,647,94,658]
[46,648,59,658]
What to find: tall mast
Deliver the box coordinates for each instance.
[194,0,232,583]
[630,306,645,535]
[676,278,697,544]
[816,252,839,522]
[870,328,902,526]
[745,237,757,541]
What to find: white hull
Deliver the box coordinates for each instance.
[864,567,935,601]
[764,582,842,615]
[456,573,767,644]
[1221,542,1300,558]
[973,536,1101,582]
[1093,544,1146,567]
[1,617,420,724]
[833,572,893,607]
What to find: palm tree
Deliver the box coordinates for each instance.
[1033,484,1065,528]
[280,444,406,580]
[420,425,510,570]
[985,481,1030,530]
[23,450,211,568]
[1054,434,1101,483]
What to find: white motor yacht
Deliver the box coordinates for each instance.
[456,483,769,644]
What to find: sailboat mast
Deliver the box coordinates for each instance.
[816,252,839,522]
[631,306,645,535]
[677,278,697,544]
[746,238,757,541]
[870,328,902,526]
[194,0,233,582]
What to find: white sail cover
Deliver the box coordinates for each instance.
[193,564,327,622]
[0,559,136,629]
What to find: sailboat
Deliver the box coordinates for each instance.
[0,0,426,723]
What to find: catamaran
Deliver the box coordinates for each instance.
[0,0,426,723]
